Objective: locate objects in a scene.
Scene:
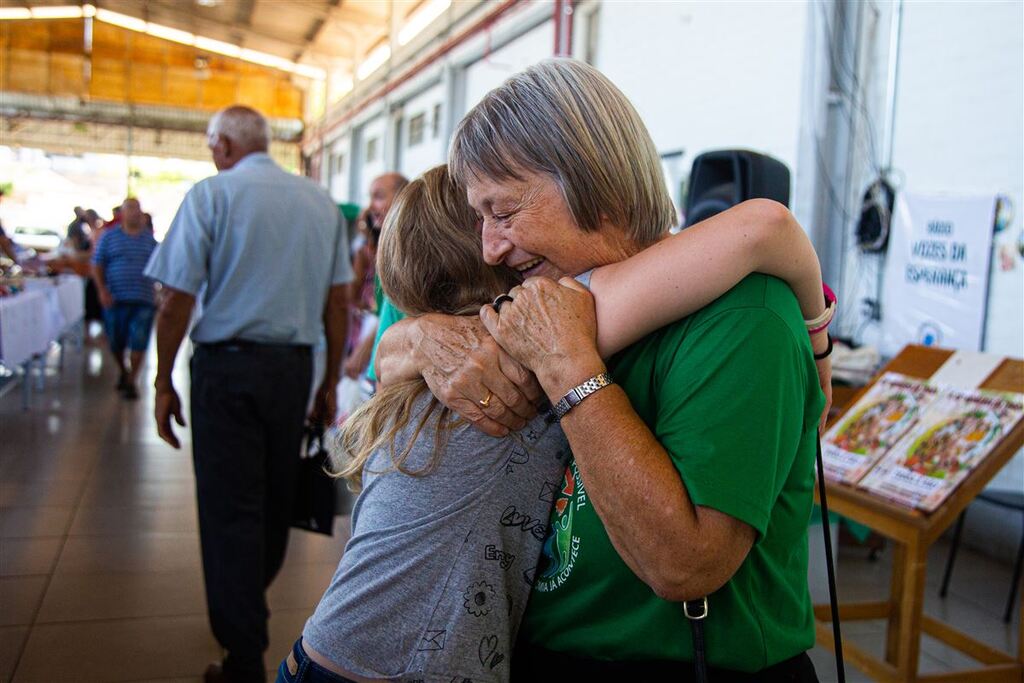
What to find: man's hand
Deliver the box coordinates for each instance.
[154,384,186,449]
[99,288,114,309]
[480,277,602,400]
[308,381,337,426]
[409,313,543,437]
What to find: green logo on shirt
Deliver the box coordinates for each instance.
[534,460,584,593]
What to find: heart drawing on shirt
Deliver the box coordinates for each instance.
[478,635,504,669]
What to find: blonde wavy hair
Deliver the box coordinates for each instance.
[449,58,677,247]
[331,166,520,491]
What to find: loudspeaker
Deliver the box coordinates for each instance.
[684,150,791,227]
[856,178,895,253]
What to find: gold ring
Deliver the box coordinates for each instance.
[478,391,493,408]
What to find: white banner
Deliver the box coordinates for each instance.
[880,193,996,357]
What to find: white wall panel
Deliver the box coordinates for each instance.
[594,1,810,205]
[398,82,447,180]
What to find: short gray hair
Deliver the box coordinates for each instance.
[208,105,271,151]
[449,58,676,246]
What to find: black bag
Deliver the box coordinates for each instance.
[291,424,336,535]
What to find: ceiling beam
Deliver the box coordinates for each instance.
[96,0,310,57]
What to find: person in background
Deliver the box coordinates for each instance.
[91,197,158,400]
[342,173,407,383]
[144,105,352,683]
[0,188,18,263]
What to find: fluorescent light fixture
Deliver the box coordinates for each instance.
[356,43,390,81]
[398,0,451,46]
[0,4,324,80]
[146,23,195,46]
[96,8,147,32]
[31,6,83,19]
[239,48,292,70]
[194,36,241,58]
[293,64,327,80]
[330,73,354,99]
[0,8,32,20]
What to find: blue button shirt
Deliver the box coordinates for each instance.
[145,153,352,345]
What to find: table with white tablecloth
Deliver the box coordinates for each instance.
[0,276,85,407]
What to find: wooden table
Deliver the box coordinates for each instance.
[814,345,1024,683]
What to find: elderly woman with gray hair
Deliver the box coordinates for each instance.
[374,59,829,681]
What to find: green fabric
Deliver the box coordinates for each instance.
[338,203,361,223]
[521,274,825,672]
[366,294,405,382]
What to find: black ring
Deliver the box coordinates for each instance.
[492,294,514,312]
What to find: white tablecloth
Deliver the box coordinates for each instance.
[0,276,85,366]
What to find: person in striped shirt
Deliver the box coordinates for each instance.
[92,197,158,400]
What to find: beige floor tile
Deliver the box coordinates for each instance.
[0,626,28,681]
[13,615,220,681]
[90,454,196,482]
[0,452,97,483]
[281,524,349,568]
[69,505,199,536]
[54,533,201,575]
[0,480,83,507]
[264,608,310,672]
[0,576,47,626]
[78,478,195,509]
[267,562,336,612]
[0,506,75,539]
[36,569,207,623]
[0,538,63,577]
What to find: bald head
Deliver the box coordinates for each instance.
[207,105,271,171]
[369,172,409,226]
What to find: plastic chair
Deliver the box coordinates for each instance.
[939,490,1024,623]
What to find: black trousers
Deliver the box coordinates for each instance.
[191,343,313,681]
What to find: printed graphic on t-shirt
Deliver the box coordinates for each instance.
[534,459,586,593]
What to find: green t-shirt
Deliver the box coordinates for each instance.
[520,274,824,672]
[366,293,405,382]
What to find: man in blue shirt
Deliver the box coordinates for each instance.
[144,105,352,683]
[91,197,158,400]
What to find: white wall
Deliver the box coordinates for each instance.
[890,0,1023,359]
[328,134,351,202]
[398,82,447,180]
[463,20,554,113]
[594,1,810,210]
[356,115,388,205]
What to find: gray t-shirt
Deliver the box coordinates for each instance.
[303,393,571,682]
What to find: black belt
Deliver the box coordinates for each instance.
[195,339,311,353]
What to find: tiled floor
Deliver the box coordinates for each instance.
[1,341,1020,682]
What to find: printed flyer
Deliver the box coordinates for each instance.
[821,373,936,484]
[859,388,1024,512]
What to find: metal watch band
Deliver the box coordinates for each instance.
[551,372,614,420]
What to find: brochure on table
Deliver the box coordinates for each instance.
[822,372,1024,513]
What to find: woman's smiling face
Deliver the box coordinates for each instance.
[465,169,634,281]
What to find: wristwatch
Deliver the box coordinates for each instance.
[551,372,614,420]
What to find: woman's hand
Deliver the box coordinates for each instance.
[480,277,605,401]
[409,314,543,436]
[811,329,833,433]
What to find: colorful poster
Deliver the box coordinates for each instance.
[859,388,1024,512]
[821,373,936,484]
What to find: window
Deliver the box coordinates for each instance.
[333,153,345,175]
[432,103,442,138]
[365,137,379,163]
[408,112,426,147]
